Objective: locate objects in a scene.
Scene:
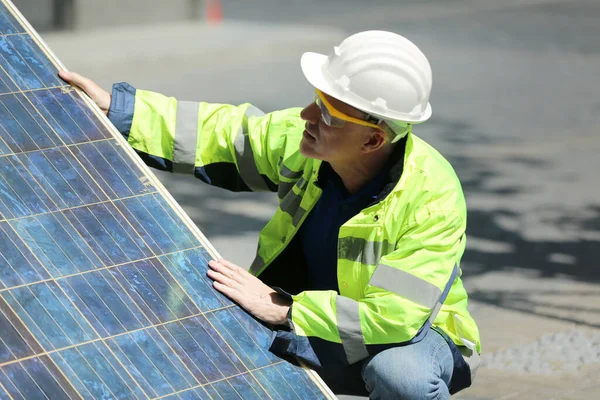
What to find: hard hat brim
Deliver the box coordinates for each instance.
[301,52,332,98]
[300,51,432,123]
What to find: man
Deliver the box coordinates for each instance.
[60,30,481,399]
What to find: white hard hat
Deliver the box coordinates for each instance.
[301,30,433,124]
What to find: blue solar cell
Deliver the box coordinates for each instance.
[0,383,9,399]
[115,194,199,255]
[8,35,62,88]
[92,202,153,257]
[70,90,113,139]
[0,2,331,398]
[254,363,309,400]
[0,304,36,363]
[80,341,149,399]
[160,249,231,311]
[71,140,149,199]
[0,358,71,399]
[146,327,199,386]
[229,306,281,362]
[0,2,22,34]
[4,281,97,350]
[24,88,96,144]
[0,97,39,152]
[18,148,106,208]
[102,340,156,398]
[208,379,242,399]
[55,344,132,400]
[154,323,211,385]
[211,374,269,400]
[0,64,18,94]
[64,203,152,266]
[55,340,150,400]
[13,211,104,275]
[190,387,213,400]
[173,387,211,400]
[95,138,152,182]
[49,87,109,141]
[26,358,74,398]
[202,384,222,399]
[160,317,244,384]
[115,196,181,255]
[110,329,194,397]
[11,216,84,277]
[0,35,43,90]
[231,373,271,399]
[0,136,10,154]
[0,155,56,217]
[116,260,195,323]
[0,177,16,219]
[143,193,199,246]
[0,369,23,400]
[59,272,147,337]
[0,222,49,287]
[182,315,247,376]
[206,308,275,369]
[137,258,200,315]
[2,291,57,351]
[65,270,149,337]
[277,362,328,399]
[0,92,60,151]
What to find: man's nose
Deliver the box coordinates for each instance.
[300,102,320,124]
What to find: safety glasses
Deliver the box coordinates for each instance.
[314,89,381,129]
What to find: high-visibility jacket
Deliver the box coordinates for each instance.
[110,84,481,374]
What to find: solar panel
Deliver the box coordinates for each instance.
[0,1,334,398]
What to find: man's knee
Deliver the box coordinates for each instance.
[363,351,440,399]
[361,335,453,400]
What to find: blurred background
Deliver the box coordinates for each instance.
[13,0,600,398]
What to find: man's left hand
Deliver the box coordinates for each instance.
[207,259,291,326]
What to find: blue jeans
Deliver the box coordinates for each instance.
[316,329,455,399]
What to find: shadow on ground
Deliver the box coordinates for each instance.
[421,115,600,329]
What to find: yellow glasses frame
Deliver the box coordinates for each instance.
[314,89,381,129]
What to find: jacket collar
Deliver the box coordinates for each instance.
[376,133,408,202]
[314,134,408,204]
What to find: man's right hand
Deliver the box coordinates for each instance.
[58,71,111,115]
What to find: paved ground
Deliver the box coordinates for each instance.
[38,0,600,398]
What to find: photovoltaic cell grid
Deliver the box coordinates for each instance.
[0,1,331,399]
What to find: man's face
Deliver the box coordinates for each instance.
[299,92,379,163]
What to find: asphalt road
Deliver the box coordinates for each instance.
[41,0,600,398]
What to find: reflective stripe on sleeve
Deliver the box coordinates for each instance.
[336,264,460,364]
[292,208,307,227]
[280,163,303,180]
[173,101,200,173]
[280,191,303,217]
[249,256,264,275]
[277,181,295,200]
[279,184,308,227]
[369,263,442,309]
[338,237,393,266]
[336,295,368,365]
[233,106,270,191]
[427,264,459,324]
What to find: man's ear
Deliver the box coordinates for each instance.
[362,128,386,153]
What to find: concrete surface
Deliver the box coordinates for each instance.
[34,0,600,398]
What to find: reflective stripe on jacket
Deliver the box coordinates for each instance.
[117,84,481,369]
